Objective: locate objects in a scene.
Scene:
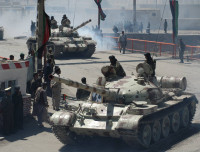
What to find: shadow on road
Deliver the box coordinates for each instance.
[0,116,52,142]
[59,124,200,152]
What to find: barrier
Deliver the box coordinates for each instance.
[105,36,200,60]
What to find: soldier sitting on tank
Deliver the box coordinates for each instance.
[109,55,126,77]
[51,16,58,29]
[76,77,90,100]
[144,53,156,77]
[61,14,71,28]
[101,66,118,82]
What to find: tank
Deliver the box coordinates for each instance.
[0,27,4,40]
[49,63,198,148]
[26,19,97,58]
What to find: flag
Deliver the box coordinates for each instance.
[94,0,106,21]
[37,11,51,59]
[170,0,179,40]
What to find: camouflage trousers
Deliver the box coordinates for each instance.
[119,43,126,54]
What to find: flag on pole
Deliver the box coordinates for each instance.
[170,0,179,40]
[38,11,51,59]
[94,0,106,21]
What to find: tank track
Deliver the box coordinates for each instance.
[126,96,197,148]
[52,125,74,145]
[82,44,96,58]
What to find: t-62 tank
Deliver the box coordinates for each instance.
[26,19,96,58]
[0,27,4,40]
[49,63,198,148]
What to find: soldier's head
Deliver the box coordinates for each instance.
[122,31,124,35]
[51,16,54,20]
[14,86,21,94]
[63,14,67,19]
[42,82,47,90]
[33,72,38,80]
[9,55,14,60]
[55,66,61,75]
[109,55,117,65]
[144,53,152,61]
[81,77,87,84]
[20,53,25,59]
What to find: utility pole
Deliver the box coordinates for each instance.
[98,9,100,29]
[133,0,136,26]
[36,0,44,71]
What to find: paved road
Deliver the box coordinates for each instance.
[0,39,200,152]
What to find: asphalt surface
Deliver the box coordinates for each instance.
[0,39,200,152]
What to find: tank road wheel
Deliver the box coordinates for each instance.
[181,107,189,128]
[82,45,96,58]
[152,120,161,143]
[140,124,152,147]
[189,101,196,122]
[161,116,170,138]
[52,125,75,145]
[171,112,180,133]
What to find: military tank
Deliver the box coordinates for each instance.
[26,19,97,58]
[49,63,198,148]
[0,27,4,40]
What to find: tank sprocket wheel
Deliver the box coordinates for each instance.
[82,45,96,58]
[171,112,180,133]
[181,107,189,128]
[139,124,152,148]
[52,125,75,145]
[152,120,161,143]
[161,116,170,138]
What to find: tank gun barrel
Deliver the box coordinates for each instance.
[67,19,92,34]
[49,75,117,98]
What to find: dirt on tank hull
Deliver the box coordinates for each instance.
[26,19,96,58]
[49,63,198,148]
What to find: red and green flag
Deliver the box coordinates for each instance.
[94,0,106,21]
[170,0,179,41]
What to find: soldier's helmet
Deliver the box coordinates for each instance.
[51,16,54,20]
[20,53,25,57]
[63,14,67,19]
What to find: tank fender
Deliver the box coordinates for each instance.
[50,111,76,126]
[115,114,143,133]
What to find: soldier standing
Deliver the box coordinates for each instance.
[179,39,186,63]
[12,86,23,130]
[19,53,25,61]
[44,59,53,96]
[118,31,127,54]
[109,55,126,77]
[140,22,143,33]
[51,16,58,29]
[76,77,90,100]
[1,87,14,135]
[30,73,40,98]
[30,21,36,36]
[34,83,49,127]
[61,14,71,27]
[164,19,168,34]
[51,67,61,111]
[146,22,151,34]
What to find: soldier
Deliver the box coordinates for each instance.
[140,22,143,33]
[12,86,23,130]
[164,19,168,34]
[76,77,90,100]
[34,83,49,127]
[51,67,61,111]
[1,87,14,135]
[51,16,58,29]
[118,31,127,54]
[144,53,156,77]
[61,14,71,27]
[109,55,126,77]
[179,39,186,63]
[30,21,36,36]
[9,55,14,60]
[37,69,43,86]
[44,59,53,96]
[146,22,151,34]
[19,53,25,61]
[30,73,40,98]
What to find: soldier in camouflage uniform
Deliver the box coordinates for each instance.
[76,77,90,100]
[118,31,127,54]
[61,14,71,28]
[51,67,61,111]
[109,55,126,77]
[51,16,58,29]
